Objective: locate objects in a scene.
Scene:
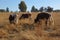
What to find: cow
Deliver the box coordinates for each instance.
[9,13,19,24]
[34,12,54,27]
[19,14,31,19]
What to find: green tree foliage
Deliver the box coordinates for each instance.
[0,9,5,12]
[31,6,36,12]
[47,6,53,12]
[39,7,44,12]
[35,8,39,12]
[6,7,9,12]
[44,8,47,12]
[31,6,38,12]
[18,1,27,12]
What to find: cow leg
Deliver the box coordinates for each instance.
[45,20,47,26]
[48,16,54,29]
[9,20,13,24]
[46,18,53,29]
[45,19,50,30]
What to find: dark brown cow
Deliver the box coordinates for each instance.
[34,12,52,26]
[19,14,31,19]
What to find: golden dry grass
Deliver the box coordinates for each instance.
[0,12,60,40]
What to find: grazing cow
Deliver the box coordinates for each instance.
[19,14,31,19]
[34,12,54,27]
[9,14,18,24]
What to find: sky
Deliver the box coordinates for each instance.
[0,0,60,12]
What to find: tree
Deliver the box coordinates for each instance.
[47,6,53,12]
[18,1,27,12]
[31,6,38,12]
[39,7,44,12]
[35,8,39,12]
[31,6,35,12]
[0,9,5,12]
[44,8,47,12]
[6,7,9,12]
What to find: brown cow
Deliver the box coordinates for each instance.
[34,12,54,27]
[19,14,31,19]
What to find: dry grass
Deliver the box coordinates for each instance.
[0,12,60,40]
